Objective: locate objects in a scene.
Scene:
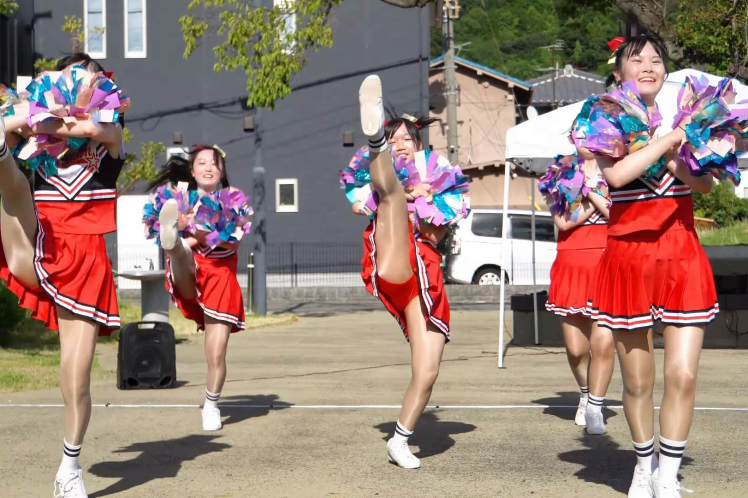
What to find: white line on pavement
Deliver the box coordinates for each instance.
[2,403,748,411]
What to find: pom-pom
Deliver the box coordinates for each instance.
[338,146,407,217]
[539,155,608,220]
[674,75,745,185]
[399,150,470,226]
[3,65,130,176]
[194,187,254,248]
[573,81,664,179]
[142,182,199,244]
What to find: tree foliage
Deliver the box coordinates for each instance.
[433,0,623,80]
[180,0,343,109]
[117,128,165,195]
[693,181,748,227]
[0,0,17,16]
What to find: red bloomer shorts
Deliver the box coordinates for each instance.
[590,222,718,330]
[361,220,450,342]
[546,248,604,317]
[0,220,120,335]
[166,251,245,332]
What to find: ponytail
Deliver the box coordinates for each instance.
[147,155,195,192]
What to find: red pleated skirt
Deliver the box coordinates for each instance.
[546,248,604,317]
[361,220,450,342]
[590,222,718,330]
[166,252,245,332]
[0,220,120,334]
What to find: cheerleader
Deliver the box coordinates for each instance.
[355,76,466,469]
[146,146,247,432]
[575,35,717,497]
[542,151,615,435]
[0,54,125,497]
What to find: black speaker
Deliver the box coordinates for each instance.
[117,322,177,389]
[510,291,549,312]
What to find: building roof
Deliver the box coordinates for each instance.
[527,65,606,105]
[430,55,532,91]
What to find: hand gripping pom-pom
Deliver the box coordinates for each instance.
[193,187,254,249]
[142,182,199,244]
[399,150,470,227]
[3,65,130,176]
[338,146,408,217]
[674,75,745,186]
[539,155,608,221]
[573,81,664,180]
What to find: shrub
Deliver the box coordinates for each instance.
[0,281,26,341]
[692,181,748,227]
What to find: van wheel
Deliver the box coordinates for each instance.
[473,268,508,285]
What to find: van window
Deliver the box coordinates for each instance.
[471,212,503,238]
[510,216,556,242]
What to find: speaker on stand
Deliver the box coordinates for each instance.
[117,321,177,389]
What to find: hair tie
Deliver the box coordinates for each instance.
[212,144,227,158]
[607,36,624,64]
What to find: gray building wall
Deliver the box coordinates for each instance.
[28,0,430,246]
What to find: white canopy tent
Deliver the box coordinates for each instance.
[497,69,748,368]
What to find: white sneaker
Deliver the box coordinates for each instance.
[628,456,658,498]
[585,410,607,435]
[359,75,385,140]
[575,396,588,426]
[159,199,179,251]
[53,468,88,498]
[202,405,222,431]
[649,468,693,497]
[386,437,421,469]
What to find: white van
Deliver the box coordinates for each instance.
[444,208,557,285]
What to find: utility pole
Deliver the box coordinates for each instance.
[442,0,460,164]
[540,40,565,109]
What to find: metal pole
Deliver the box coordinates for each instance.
[247,252,254,314]
[498,161,512,369]
[252,111,267,316]
[443,1,459,163]
[531,174,539,345]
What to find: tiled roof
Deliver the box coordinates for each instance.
[430,55,532,90]
[528,65,606,105]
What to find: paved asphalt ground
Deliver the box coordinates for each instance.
[2,307,748,497]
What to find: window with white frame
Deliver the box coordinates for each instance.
[276,179,298,213]
[84,0,107,59]
[274,0,296,49]
[125,0,147,58]
[166,147,189,163]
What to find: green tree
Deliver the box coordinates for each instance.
[693,181,748,227]
[0,0,17,15]
[118,129,165,195]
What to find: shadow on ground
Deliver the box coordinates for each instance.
[374,411,476,459]
[558,434,693,495]
[532,391,619,422]
[218,393,293,427]
[88,434,230,497]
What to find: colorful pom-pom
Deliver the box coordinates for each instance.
[4,65,130,176]
[539,155,608,220]
[674,75,745,186]
[338,146,407,217]
[399,150,470,226]
[194,187,254,248]
[573,81,664,179]
[142,182,199,244]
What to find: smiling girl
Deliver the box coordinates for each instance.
[575,35,717,497]
[147,146,247,432]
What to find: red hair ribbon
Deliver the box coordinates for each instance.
[104,71,115,79]
[607,37,625,52]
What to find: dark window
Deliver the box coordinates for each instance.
[471,213,503,238]
[510,216,556,242]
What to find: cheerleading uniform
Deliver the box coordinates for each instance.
[361,218,450,342]
[166,242,246,332]
[0,142,123,334]
[589,166,718,330]
[545,209,608,317]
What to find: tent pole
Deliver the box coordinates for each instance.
[498,161,511,369]
[531,173,539,345]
